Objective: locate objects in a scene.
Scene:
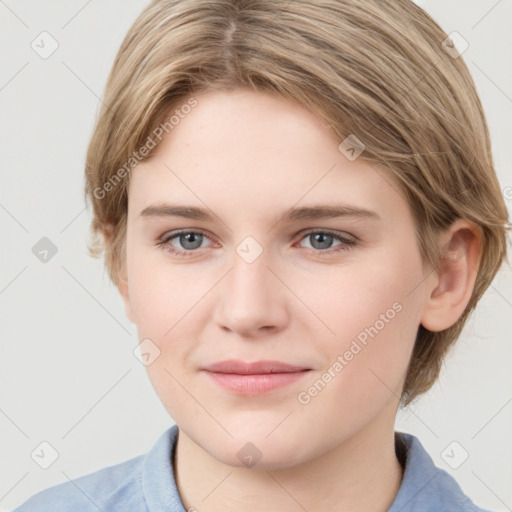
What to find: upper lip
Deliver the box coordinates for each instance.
[202,360,310,375]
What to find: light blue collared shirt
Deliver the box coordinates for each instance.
[12,424,492,511]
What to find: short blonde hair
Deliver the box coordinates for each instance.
[84,0,510,405]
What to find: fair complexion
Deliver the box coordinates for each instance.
[113,88,481,511]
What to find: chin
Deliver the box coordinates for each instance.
[201,429,312,471]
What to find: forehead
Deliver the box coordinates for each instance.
[128,89,408,226]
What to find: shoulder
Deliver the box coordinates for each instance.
[389,432,494,512]
[12,454,147,512]
[12,425,181,512]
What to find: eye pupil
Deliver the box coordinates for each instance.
[311,233,333,250]
[181,232,203,250]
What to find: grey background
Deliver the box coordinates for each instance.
[0,1,511,510]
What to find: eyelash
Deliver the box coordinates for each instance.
[156,229,356,257]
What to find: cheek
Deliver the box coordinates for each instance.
[310,246,423,389]
[126,251,205,378]
[315,255,419,330]
[127,248,203,334]
[293,279,420,441]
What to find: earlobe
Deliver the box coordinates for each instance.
[420,220,482,332]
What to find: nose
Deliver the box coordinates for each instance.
[213,247,289,339]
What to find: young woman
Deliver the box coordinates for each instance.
[14,1,509,510]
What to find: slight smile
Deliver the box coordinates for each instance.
[201,360,312,395]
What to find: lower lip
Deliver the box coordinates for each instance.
[204,371,310,395]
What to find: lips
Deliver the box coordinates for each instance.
[201,359,311,395]
[202,359,310,374]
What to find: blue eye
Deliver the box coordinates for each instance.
[157,230,211,256]
[297,230,356,254]
[157,229,356,257]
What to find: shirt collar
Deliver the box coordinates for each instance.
[142,424,186,512]
[387,432,479,511]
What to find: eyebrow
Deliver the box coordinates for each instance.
[139,202,381,223]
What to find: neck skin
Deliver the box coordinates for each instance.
[173,401,404,512]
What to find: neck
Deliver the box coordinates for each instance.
[173,412,403,511]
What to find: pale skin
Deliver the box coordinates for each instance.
[108,88,482,511]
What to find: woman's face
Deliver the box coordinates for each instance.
[119,88,429,469]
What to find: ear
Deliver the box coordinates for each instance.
[101,224,135,324]
[420,219,482,332]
